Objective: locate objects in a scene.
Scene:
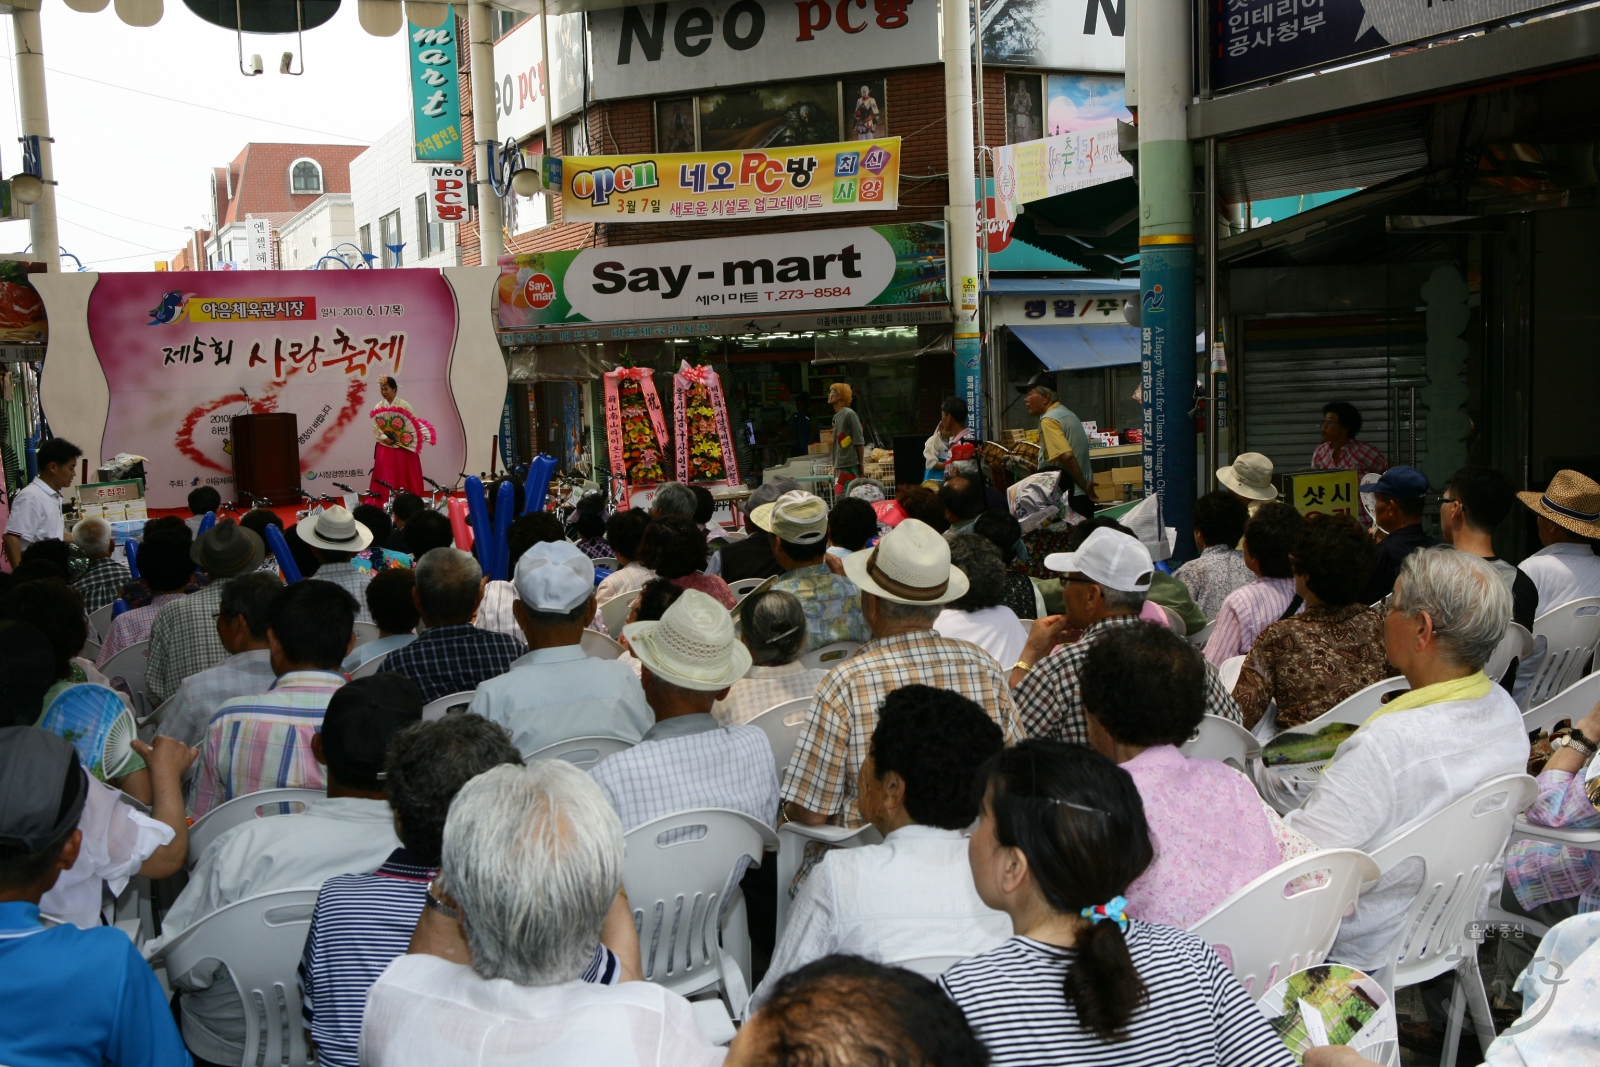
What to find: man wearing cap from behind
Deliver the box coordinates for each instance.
[782,519,1024,829]
[0,727,191,1067]
[709,475,802,583]
[468,540,653,758]
[1359,465,1437,605]
[766,490,871,653]
[1011,527,1243,746]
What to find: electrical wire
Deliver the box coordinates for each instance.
[57,216,173,253]
[56,193,191,233]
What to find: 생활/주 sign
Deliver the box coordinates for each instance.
[557,139,901,224]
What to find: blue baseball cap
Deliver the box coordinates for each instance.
[1370,465,1428,499]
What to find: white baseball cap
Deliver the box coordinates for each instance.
[751,490,828,544]
[1043,526,1154,593]
[513,540,595,613]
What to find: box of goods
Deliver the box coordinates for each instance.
[1111,465,1142,484]
[1092,483,1127,503]
[1093,469,1116,486]
[818,429,835,447]
[807,442,828,455]
[1123,428,1144,444]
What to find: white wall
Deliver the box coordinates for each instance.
[350,122,461,269]
[277,194,356,269]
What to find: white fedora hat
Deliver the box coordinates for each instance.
[843,518,969,606]
[1216,452,1279,502]
[295,505,374,553]
[623,588,752,691]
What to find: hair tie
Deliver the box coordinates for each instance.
[1080,896,1129,933]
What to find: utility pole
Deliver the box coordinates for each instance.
[11,2,57,272]
[1136,0,1195,560]
[943,0,980,438]
[467,0,503,265]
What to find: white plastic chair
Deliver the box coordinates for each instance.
[1524,596,1600,709]
[99,640,153,717]
[591,556,619,572]
[726,577,768,600]
[579,628,625,660]
[1188,849,1380,998]
[80,636,102,663]
[799,641,860,671]
[746,698,810,779]
[421,691,475,721]
[148,888,318,1067]
[352,620,381,646]
[88,602,115,641]
[186,788,324,869]
[522,734,635,769]
[622,808,779,1025]
[1187,620,1216,649]
[1253,674,1412,813]
[1179,714,1262,774]
[1521,668,1600,735]
[599,589,642,636]
[889,954,970,981]
[1291,674,1413,733]
[1367,773,1538,1067]
[1484,621,1534,686]
[775,821,883,941]
[348,652,390,679]
[1217,653,1245,692]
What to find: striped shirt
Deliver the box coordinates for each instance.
[298,848,624,1067]
[939,927,1296,1067]
[190,670,346,817]
[94,592,183,667]
[1203,576,1300,665]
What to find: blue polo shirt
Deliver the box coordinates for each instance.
[0,901,190,1066]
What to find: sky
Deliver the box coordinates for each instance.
[0,1,412,271]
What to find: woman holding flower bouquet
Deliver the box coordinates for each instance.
[369,376,434,503]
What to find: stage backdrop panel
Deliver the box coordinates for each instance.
[36,268,504,510]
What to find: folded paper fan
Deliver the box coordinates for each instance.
[38,684,141,783]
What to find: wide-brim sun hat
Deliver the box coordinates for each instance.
[191,517,266,576]
[296,505,374,553]
[1519,469,1600,540]
[843,517,969,606]
[1216,452,1279,501]
[623,588,752,690]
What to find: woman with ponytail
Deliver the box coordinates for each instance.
[940,740,1294,1067]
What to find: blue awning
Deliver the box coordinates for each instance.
[984,277,1136,295]
[1011,324,1141,371]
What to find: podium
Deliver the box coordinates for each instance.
[231,413,301,505]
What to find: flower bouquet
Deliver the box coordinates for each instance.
[672,362,739,486]
[603,369,671,489]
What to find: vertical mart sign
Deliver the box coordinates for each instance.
[409,7,464,162]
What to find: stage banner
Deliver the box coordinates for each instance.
[671,362,738,487]
[602,367,670,494]
[991,123,1130,227]
[497,222,946,330]
[83,270,465,509]
[558,139,901,224]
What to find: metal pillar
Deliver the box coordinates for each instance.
[12,3,57,273]
[943,0,981,439]
[468,0,504,264]
[1136,0,1196,560]
[1204,136,1218,493]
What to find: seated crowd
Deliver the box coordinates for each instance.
[3,453,1599,1067]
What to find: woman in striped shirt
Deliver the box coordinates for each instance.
[940,741,1295,1067]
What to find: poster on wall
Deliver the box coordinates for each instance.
[602,367,670,492]
[991,125,1131,226]
[557,138,901,224]
[84,271,466,509]
[497,222,947,329]
[0,260,46,343]
[672,362,739,486]
[980,0,1126,72]
[409,7,465,163]
[1045,75,1130,136]
[492,10,586,139]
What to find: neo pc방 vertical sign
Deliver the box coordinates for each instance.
[428,166,472,224]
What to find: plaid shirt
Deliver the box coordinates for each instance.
[781,629,1023,827]
[1172,545,1254,621]
[1311,438,1388,477]
[311,562,374,624]
[1506,768,1600,913]
[1013,615,1242,746]
[146,581,233,706]
[94,592,183,666]
[712,661,829,726]
[191,670,346,817]
[770,564,872,653]
[379,623,521,704]
[73,557,132,614]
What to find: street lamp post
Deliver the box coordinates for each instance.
[11,1,58,272]
[467,0,504,266]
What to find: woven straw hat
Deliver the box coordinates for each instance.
[623,588,752,691]
[1519,469,1600,539]
[843,518,969,606]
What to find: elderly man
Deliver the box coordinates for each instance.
[764,491,870,653]
[1010,527,1242,745]
[295,506,377,622]
[152,674,421,1067]
[648,480,697,520]
[69,517,130,614]
[145,517,266,705]
[469,541,652,758]
[1360,465,1437,605]
[1285,546,1528,971]
[782,519,1023,829]
[1017,371,1092,516]
[1173,490,1254,619]
[360,761,721,1067]
[381,547,520,703]
[709,475,801,582]
[155,571,280,755]
[95,517,195,666]
[1516,468,1600,613]
[938,476,986,540]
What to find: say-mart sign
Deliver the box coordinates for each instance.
[590,0,940,98]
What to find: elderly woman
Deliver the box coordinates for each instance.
[637,515,735,608]
[972,511,1038,620]
[1283,546,1529,972]
[1233,513,1395,731]
[712,589,827,726]
[361,761,719,1067]
[935,535,1027,668]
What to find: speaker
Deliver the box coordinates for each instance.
[891,435,925,488]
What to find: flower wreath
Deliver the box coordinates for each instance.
[370,405,437,453]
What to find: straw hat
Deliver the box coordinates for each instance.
[842,518,969,606]
[623,588,752,691]
[1519,470,1600,539]
[1216,453,1279,501]
[295,505,374,553]
[750,491,828,544]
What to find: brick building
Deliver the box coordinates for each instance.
[201,142,366,269]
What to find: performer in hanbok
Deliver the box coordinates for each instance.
[369,376,433,502]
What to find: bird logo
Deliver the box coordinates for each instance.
[147,290,192,325]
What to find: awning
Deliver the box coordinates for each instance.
[1010,177,1139,280]
[983,277,1135,296]
[1011,324,1140,371]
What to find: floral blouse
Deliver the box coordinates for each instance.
[1233,603,1396,730]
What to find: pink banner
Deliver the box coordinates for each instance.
[602,367,670,502]
[671,362,739,488]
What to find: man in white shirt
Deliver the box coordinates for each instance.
[147,674,422,1066]
[1515,469,1600,612]
[753,684,1010,1008]
[154,572,279,756]
[935,534,1027,668]
[360,760,723,1067]
[1285,547,1529,971]
[3,436,79,568]
[469,540,652,758]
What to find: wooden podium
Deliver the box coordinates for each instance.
[231,413,301,505]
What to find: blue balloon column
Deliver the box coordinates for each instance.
[264,524,303,583]
[197,511,217,536]
[490,478,516,581]
[521,454,558,516]
[124,539,140,579]
[464,476,496,574]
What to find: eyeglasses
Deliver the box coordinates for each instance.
[1441,496,1460,508]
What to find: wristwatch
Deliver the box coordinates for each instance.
[1553,734,1596,761]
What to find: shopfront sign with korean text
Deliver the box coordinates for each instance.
[492,10,585,140]
[990,123,1130,226]
[1286,469,1359,519]
[1211,0,1568,93]
[409,8,464,162]
[427,166,472,224]
[590,0,940,98]
[991,292,1129,327]
[245,217,272,270]
[979,0,1125,72]
[558,139,900,224]
[497,222,946,329]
